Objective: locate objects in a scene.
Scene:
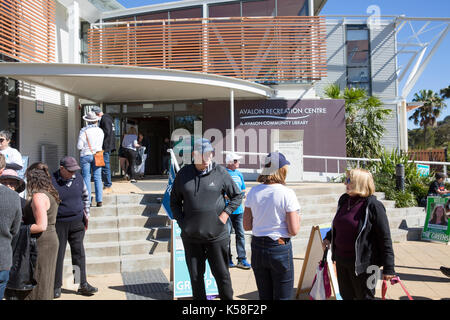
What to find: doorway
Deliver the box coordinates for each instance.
[128,116,171,175]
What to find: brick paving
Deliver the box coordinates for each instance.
[57,240,450,301]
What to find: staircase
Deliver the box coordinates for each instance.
[64,183,426,276]
[231,183,426,257]
[64,193,171,275]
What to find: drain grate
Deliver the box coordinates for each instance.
[121,269,172,300]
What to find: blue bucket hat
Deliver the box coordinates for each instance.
[193,138,214,154]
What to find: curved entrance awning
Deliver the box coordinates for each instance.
[0,63,274,102]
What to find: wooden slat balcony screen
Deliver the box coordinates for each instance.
[88,16,326,83]
[0,0,56,62]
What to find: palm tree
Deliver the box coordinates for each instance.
[409,89,447,147]
[324,84,391,158]
[441,85,450,99]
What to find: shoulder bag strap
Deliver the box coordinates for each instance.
[85,131,94,154]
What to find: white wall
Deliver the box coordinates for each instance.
[19,96,68,172]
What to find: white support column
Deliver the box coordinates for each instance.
[67,1,81,159]
[398,99,408,153]
[230,89,235,152]
[68,1,81,64]
[308,0,314,16]
[67,96,80,159]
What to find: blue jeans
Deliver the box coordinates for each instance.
[101,151,112,188]
[251,236,294,300]
[227,213,247,261]
[80,155,102,204]
[0,270,10,300]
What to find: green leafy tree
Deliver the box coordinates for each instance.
[409,89,447,147]
[440,85,450,99]
[324,84,392,158]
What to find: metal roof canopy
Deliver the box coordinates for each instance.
[0,63,274,103]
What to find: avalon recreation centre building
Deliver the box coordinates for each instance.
[0,0,447,181]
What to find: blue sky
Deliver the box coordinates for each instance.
[116,0,450,129]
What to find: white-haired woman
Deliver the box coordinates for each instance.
[323,168,395,300]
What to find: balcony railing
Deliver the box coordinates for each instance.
[88,16,326,83]
[0,0,56,62]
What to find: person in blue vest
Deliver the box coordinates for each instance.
[52,156,98,298]
[225,152,250,270]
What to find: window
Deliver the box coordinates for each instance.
[346,25,371,94]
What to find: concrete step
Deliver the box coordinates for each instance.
[63,252,171,275]
[65,241,119,258]
[117,226,171,242]
[121,253,171,273]
[63,255,121,275]
[89,203,164,218]
[85,228,119,243]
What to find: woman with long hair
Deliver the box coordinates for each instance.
[243,152,301,300]
[323,168,395,300]
[22,162,60,300]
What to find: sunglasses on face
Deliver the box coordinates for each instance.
[233,159,239,164]
[0,138,5,143]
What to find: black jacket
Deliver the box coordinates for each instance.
[99,113,115,152]
[7,224,38,291]
[170,162,243,243]
[325,194,395,276]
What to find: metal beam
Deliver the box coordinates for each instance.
[401,24,450,98]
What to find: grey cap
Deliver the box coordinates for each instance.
[193,138,214,154]
[60,156,81,171]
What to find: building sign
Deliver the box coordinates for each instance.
[238,104,328,127]
[422,197,450,243]
[203,99,346,173]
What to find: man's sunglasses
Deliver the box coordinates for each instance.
[233,159,239,163]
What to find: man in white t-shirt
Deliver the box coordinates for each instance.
[0,130,23,172]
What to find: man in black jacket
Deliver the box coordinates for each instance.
[170,138,243,300]
[92,106,115,193]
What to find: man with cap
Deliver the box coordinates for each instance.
[170,138,243,300]
[51,156,98,298]
[91,106,115,194]
[224,152,250,270]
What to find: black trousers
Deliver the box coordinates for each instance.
[124,148,137,180]
[182,237,233,300]
[54,219,87,289]
[335,254,375,300]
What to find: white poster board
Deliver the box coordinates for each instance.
[296,225,340,299]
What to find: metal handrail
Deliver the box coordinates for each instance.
[223,151,449,176]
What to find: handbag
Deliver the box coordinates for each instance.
[309,248,332,300]
[382,276,413,300]
[85,132,105,167]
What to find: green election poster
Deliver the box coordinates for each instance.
[422,197,450,243]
